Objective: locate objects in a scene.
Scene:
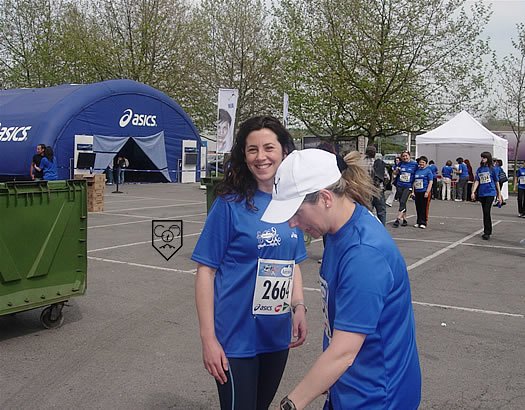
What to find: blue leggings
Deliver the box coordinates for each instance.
[216,349,289,410]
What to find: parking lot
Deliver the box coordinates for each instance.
[1,183,524,409]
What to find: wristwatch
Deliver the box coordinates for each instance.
[280,396,297,410]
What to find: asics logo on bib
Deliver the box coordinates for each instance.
[119,109,157,127]
[0,123,31,142]
[254,304,273,312]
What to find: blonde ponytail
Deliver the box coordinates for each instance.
[337,151,379,208]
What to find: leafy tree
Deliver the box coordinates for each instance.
[494,23,525,173]
[273,0,492,145]
[0,0,65,87]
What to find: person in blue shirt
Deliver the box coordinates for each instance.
[513,161,525,217]
[262,149,421,410]
[392,150,418,227]
[493,159,508,206]
[412,156,434,229]
[441,160,454,200]
[34,146,58,180]
[471,151,503,240]
[428,160,438,199]
[192,116,308,409]
[455,157,469,201]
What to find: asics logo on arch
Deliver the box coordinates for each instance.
[0,123,32,142]
[119,109,157,128]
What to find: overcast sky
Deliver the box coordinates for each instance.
[471,0,525,60]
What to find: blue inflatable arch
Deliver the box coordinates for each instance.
[0,79,202,181]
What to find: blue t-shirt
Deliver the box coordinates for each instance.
[40,157,58,180]
[396,161,418,188]
[475,166,499,197]
[414,167,434,193]
[458,163,469,180]
[320,204,421,409]
[442,165,453,179]
[517,167,525,189]
[428,164,438,178]
[191,191,307,358]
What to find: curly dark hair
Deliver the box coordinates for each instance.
[215,116,296,210]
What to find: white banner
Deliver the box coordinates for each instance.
[283,93,289,128]
[217,88,239,153]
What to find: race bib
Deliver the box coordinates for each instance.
[414,179,424,190]
[319,275,332,341]
[252,258,294,315]
[479,172,491,184]
[519,176,525,185]
[400,172,411,183]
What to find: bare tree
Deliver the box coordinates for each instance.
[189,0,281,134]
[495,23,525,174]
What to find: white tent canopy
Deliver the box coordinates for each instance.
[416,111,508,199]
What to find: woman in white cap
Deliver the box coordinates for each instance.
[262,149,421,410]
[192,116,308,409]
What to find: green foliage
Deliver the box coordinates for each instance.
[0,0,492,147]
[272,0,492,145]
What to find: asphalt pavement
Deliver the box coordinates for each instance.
[1,183,524,409]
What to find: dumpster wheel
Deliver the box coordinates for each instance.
[40,303,65,329]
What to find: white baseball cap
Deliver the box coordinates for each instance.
[261,149,342,223]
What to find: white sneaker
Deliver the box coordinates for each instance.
[419,224,426,229]
[413,224,420,228]
[454,199,462,202]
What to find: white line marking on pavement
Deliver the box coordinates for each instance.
[89,213,207,229]
[87,231,202,253]
[104,196,202,204]
[104,202,205,212]
[412,301,523,318]
[406,221,502,271]
[88,256,197,274]
[302,287,523,318]
[392,237,525,251]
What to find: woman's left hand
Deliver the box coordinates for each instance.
[424,192,429,198]
[289,308,307,348]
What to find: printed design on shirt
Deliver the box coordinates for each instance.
[257,227,282,249]
[290,231,298,239]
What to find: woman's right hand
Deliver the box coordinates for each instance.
[471,192,476,201]
[202,336,229,384]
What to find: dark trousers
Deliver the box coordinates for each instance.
[479,196,495,235]
[414,192,431,226]
[518,188,525,215]
[217,349,288,410]
[456,179,468,200]
[371,190,387,225]
[432,178,438,199]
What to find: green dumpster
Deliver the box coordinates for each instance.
[0,180,87,328]
[201,176,223,213]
